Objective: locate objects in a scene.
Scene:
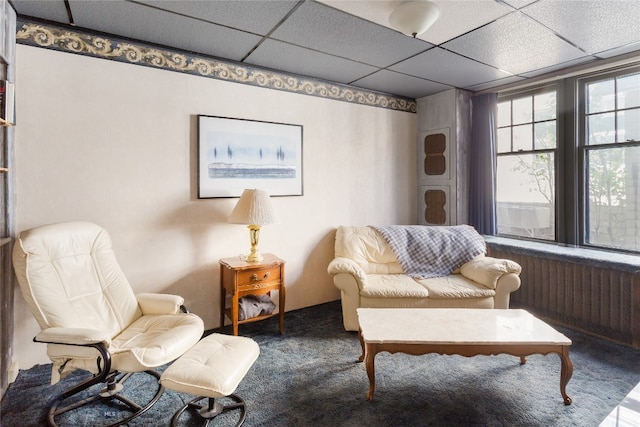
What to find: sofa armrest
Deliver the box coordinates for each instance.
[459,256,522,290]
[327,257,367,288]
[494,273,522,309]
[328,257,365,331]
[136,293,184,315]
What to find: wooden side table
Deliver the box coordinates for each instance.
[219,253,286,336]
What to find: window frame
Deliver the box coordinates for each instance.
[496,84,559,242]
[495,64,640,255]
[577,66,640,253]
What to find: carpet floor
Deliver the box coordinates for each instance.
[2,301,640,426]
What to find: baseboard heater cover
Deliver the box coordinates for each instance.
[486,238,640,349]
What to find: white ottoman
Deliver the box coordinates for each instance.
[160,333,260,426]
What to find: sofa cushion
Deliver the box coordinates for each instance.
[361,274,429,298]
[418,274,496,299]
[459,256,522,289]
[335,226,403,274]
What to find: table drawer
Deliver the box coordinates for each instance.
[237,265,281,288]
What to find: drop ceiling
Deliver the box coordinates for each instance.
[11,0,640,99]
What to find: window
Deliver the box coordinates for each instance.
[581,70,640,252]
[495,65,640,254]
[496,88,557,240]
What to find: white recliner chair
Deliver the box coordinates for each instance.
[12,221,205,426]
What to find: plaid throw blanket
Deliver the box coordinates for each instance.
[373,225,486,279]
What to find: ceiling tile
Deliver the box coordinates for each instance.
[321,1,513,45]
[390,47,512,87]
[270,1,432,68]
[464,75,526,92]
[442,12,587,75]
[411,0,513,45]
[12,0,70,23]
[597,42,640,59]
[69,1,263,61]
[499,0,538,9]
[520,56,598,79]
[317,0,402,29]
[522,0,640,55]
[245,39,379,85]
[14,0,640,100]
[136,0,299,35]
[352,69,452,99]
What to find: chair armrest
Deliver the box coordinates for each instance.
[35,327,111,346]
[459,256,522,290]
[136,293,184,315]
[36,327,113,385]
[327,257,368,288]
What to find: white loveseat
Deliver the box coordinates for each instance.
[327,226,522,331]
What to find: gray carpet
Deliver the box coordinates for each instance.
[2,301,640,426]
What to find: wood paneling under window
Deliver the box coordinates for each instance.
[488,244,640,349]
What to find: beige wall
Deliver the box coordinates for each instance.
[12,44,417,369]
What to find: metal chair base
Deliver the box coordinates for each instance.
[171,394,247,427]
[48,370,164,427]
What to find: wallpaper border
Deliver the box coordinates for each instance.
[16,20,417,113]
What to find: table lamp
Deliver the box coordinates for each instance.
[229,188,279,262]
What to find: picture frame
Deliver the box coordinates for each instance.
[198,115,303,198]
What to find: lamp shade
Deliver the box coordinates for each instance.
[389,0,440,38]
[229,189,279,225]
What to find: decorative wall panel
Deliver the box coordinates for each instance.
[423,133,446,176]
[418,127,453,226]
[423,187,448,225]
[417,89,472,226]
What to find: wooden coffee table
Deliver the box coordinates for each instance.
[357,308,573,404]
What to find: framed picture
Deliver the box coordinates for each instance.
[198,115,303,198]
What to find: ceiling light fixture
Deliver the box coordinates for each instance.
[389,0,440,38]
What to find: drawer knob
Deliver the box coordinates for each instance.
[251,272,270,281]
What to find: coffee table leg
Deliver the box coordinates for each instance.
[365,343,376,401]
[358,329,365,362]
[559,346,573,405]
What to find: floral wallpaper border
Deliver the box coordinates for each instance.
[16,20,417,113]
